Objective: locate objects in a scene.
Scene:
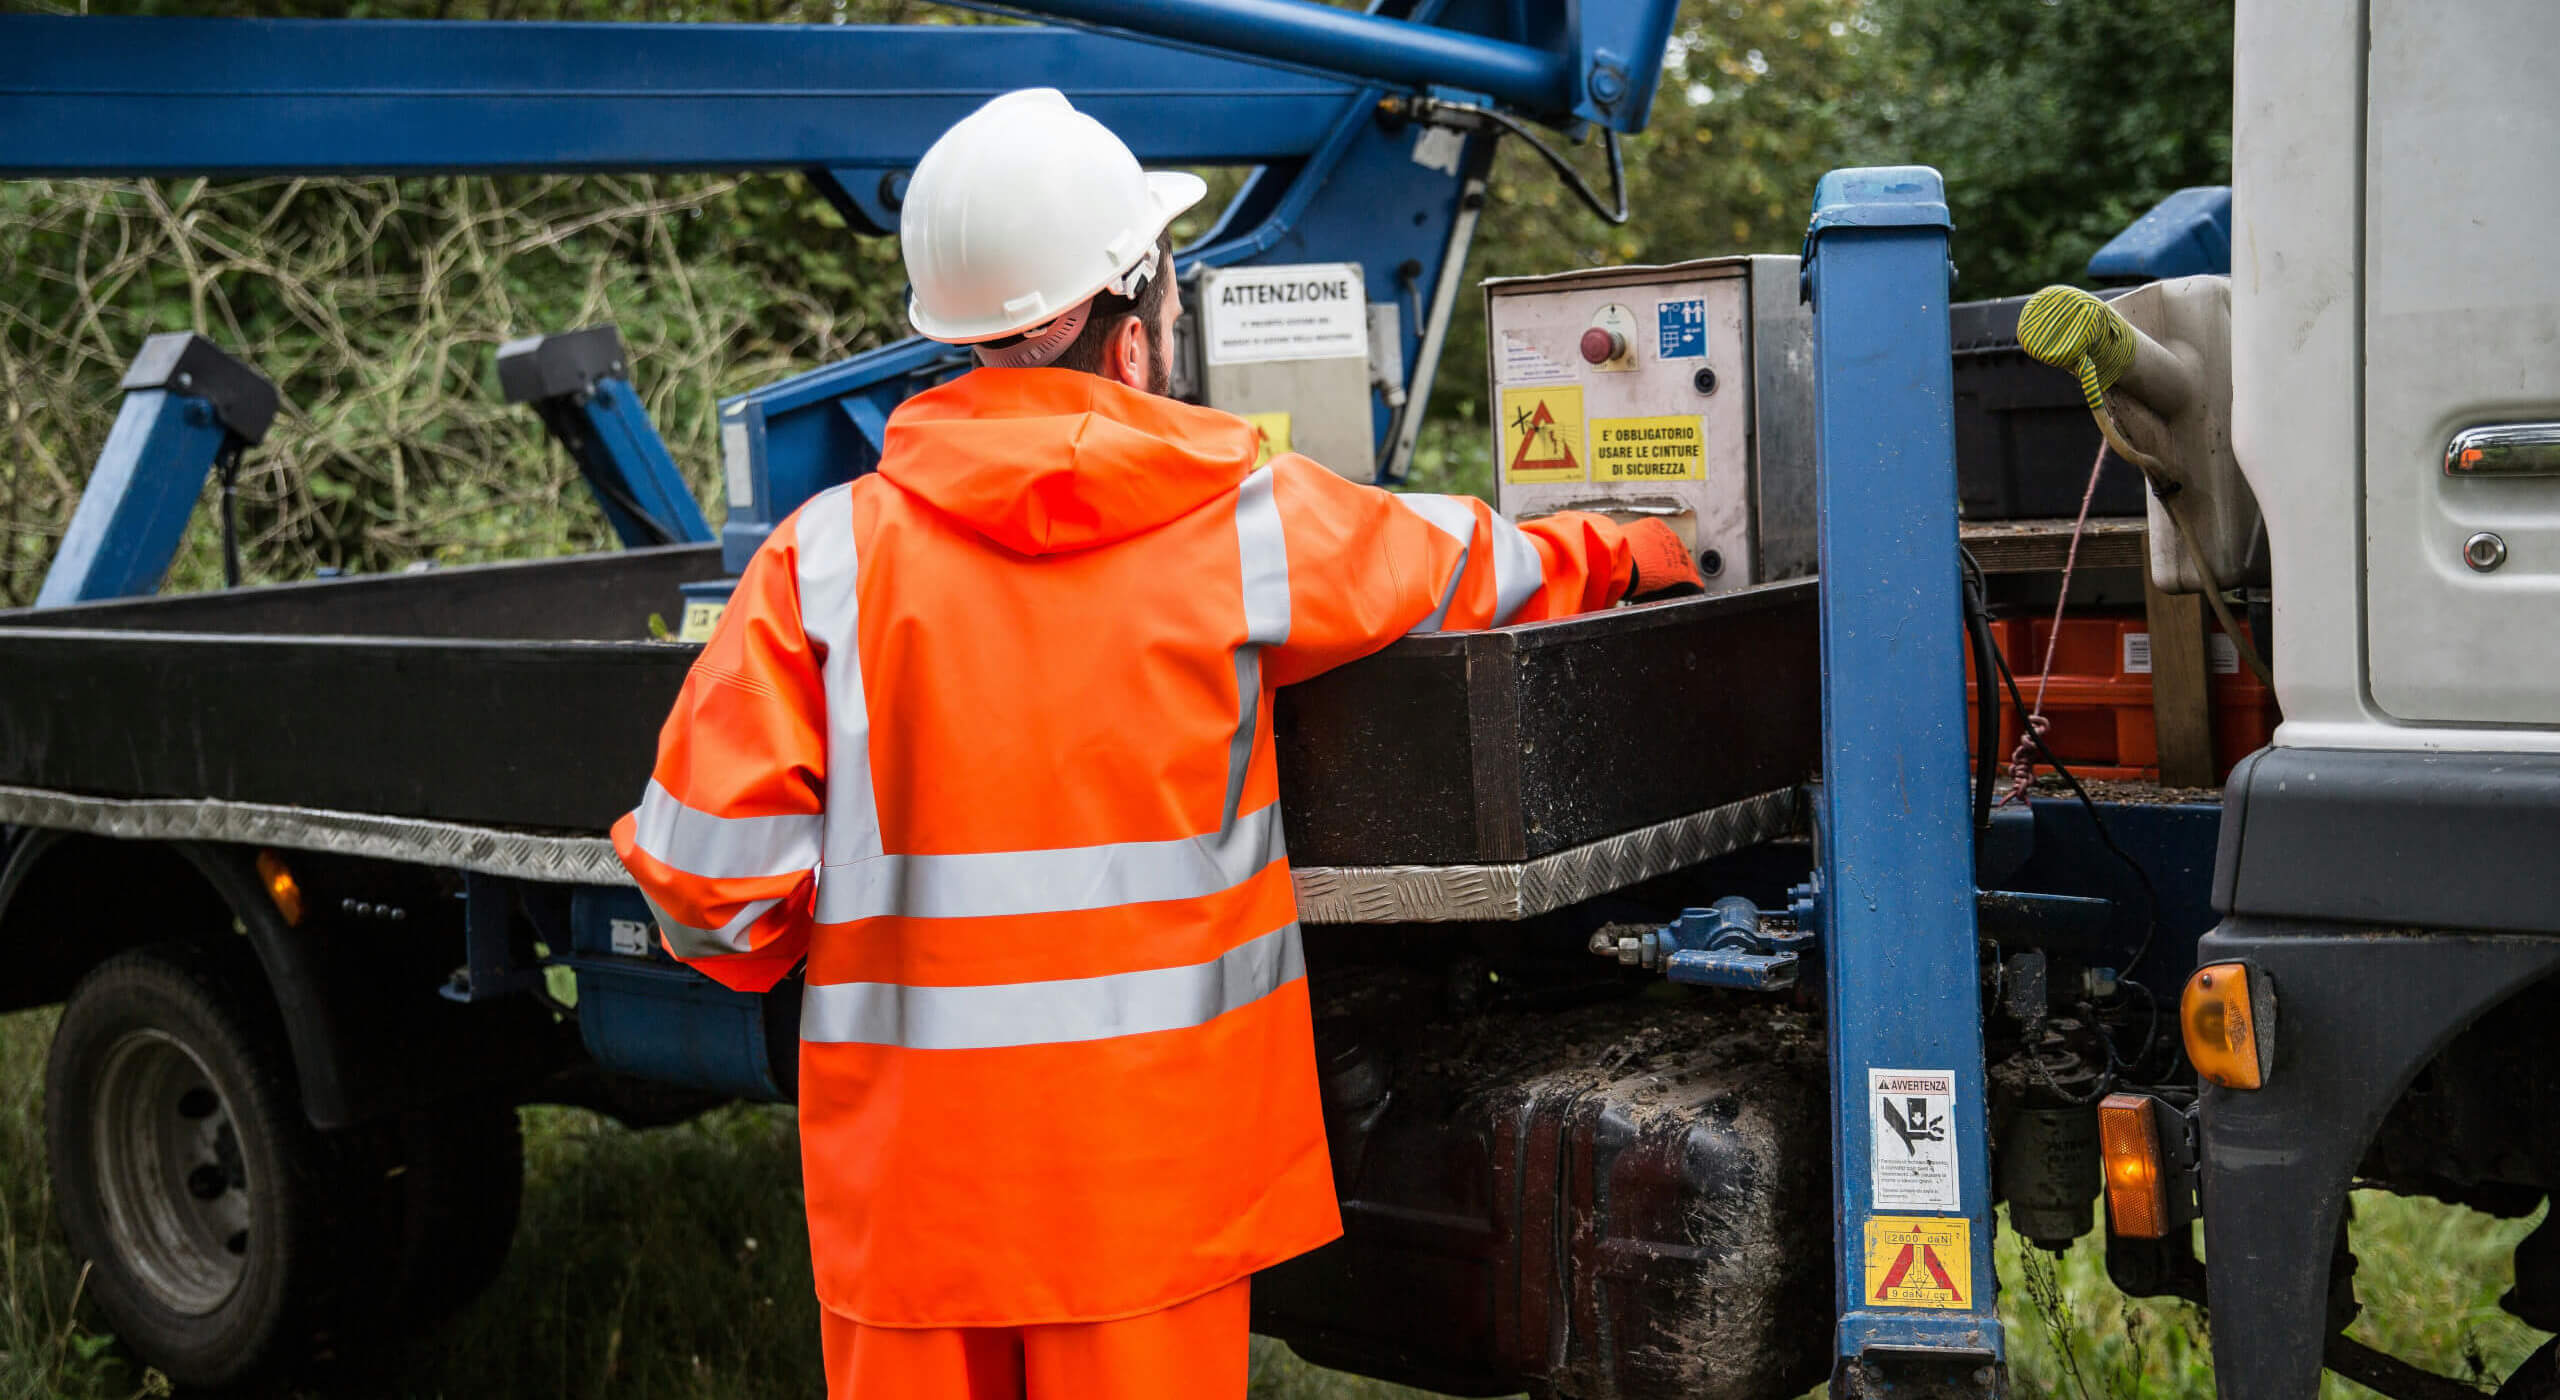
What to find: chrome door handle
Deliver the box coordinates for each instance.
[2446,422,2560,477]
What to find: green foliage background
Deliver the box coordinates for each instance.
[0,0,2231,607]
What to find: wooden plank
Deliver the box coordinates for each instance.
[1959,517,2146,574]
[2143,553,2217,788]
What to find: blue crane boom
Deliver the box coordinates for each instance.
[0,0,1673,590]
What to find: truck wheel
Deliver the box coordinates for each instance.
[43,942,379,1389]
[381,1097,524,1321]
[2502,1338,2560,1400]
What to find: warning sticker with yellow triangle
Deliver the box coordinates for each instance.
[1499,384,1587,484]
[1861,1216,1972,1310]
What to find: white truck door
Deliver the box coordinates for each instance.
[2363,0,2560,726]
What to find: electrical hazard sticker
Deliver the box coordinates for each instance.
[1590,415,1706,482]
[1863,1216,1972,1310]
[1869,1068,1961,1212]
[1500,384,1587,483]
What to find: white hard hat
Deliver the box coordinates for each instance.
[902,89,1207,346]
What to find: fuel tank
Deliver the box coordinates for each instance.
[1254,985,1832,1400]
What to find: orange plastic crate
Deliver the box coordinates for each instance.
[1964,611,2276,785]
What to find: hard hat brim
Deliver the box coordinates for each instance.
[909,170,1212,346]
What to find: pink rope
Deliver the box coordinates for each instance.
[2002,439,2113,804]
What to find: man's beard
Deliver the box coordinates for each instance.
[1146,326,1174,397]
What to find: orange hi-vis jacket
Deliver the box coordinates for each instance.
[612,368,1640,1330]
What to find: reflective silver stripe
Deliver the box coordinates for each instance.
[1486,514,1547,624]
[643,891,784,959]
[814,800,1287,923]
[799,920,1303,1050]
[791,476,1289,927]
[1394,493,1478,634]
[1226,467,1292,822]
[1395,494,1548,628]
[1237,466,1292,641]
[794,487,887,872]
[630,779,820,882]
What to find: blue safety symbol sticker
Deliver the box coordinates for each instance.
[1657,299,1707,359]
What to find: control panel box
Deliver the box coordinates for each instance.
[1484,256,1815,590]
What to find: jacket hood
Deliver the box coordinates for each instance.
[877,369,1262,555]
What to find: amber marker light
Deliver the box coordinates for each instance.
[2097,1092,2169,1239]
[256,849,305,927]
[2182,961,2269,1090]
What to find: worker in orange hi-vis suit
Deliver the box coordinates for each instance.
[612,88,1706,1400]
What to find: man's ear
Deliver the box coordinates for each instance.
[1107,313,1149,390]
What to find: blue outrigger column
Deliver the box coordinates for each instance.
[1802,166,2002,1394]
[37,333,279,606]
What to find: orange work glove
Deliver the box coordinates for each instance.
[1623,518,1707,599]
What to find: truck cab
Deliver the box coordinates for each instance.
[2178,1,2560,1394]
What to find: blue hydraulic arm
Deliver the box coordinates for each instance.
[951,0,1677,130]
[37,334,280,607]
[497,326,713,549]
[0,3,1667,179]
[1800,167,2002,1394]
[3,2,1674,569]
[0,18,1365,178]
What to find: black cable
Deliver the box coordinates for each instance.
[2025,1026,2115,1107]
[2110,974,2164,1078]
[538,400,681,546]
[588,469,681,548]
[1402,97,1628,225]
[216,440,244,589]
[1962,545,2163,980]
[1960,556,1999,833]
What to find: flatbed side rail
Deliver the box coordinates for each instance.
[0,784,1802,926]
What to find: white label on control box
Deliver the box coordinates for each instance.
[608,918,653,957]
[1203,264,1369,365]
[1498,330,1575,385]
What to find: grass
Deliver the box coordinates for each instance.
[1996,1198,2548,1400]
[0,1003,2546,1398]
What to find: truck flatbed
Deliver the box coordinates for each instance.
[0,548,1818,922]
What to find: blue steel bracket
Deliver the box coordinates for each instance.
[1803,165,2003,1394]
[497,325,713,549]
[2085,186,2232,284]
[35,332,279,607]
[441,873,548,1004]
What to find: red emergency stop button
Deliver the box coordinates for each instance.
[1580,328,1623,364]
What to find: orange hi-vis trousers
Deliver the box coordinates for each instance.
[820,1277,1251,1400]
